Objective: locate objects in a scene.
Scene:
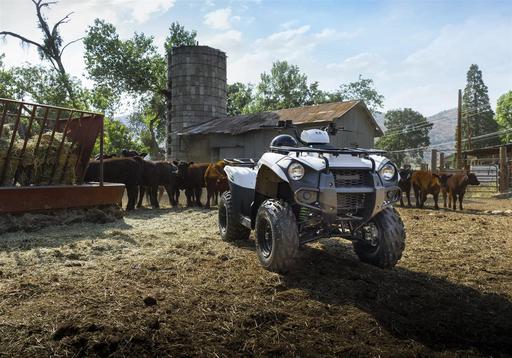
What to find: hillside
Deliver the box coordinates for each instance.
[375,108,457,150]
[427,108,457,147]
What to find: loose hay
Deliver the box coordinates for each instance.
[0,206,123,235]
[0,199,511,356]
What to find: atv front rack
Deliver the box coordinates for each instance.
[269,145,386,156]
[270,146,385,172]
[223,158,257,168]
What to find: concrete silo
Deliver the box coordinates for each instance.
[166,46,227,160]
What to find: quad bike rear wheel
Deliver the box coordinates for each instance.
[353,207,405,268]
[218,191,250,241]
[255,199,299,273]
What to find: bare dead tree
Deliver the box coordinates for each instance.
[0,0,83,106]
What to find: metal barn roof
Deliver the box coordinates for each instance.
[178,100,383,136]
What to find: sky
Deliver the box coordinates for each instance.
[0,0,511,116]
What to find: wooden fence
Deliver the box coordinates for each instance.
[429,146,510,196]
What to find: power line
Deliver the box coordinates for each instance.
[382,110,497,137]
[385,128,512,153]
[382,114,459,136]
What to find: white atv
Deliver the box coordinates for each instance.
[218,121,405,273]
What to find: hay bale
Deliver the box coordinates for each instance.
[0,130,78,186]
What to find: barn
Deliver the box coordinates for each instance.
[177,100,383,162]
[166,45,382,162]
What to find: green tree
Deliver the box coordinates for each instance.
[0,55,19,99]
[331,75,384,112]
[249,61,320,112]
[0,0,83,106]
[496,91,512,143]
[307,81,330,105]
[10,64,85,108]
[376,108,432,166]
[2,57,137,155]
[164,22,197,52]
[95,117,144,156]
[461,64,499,149]
[227,82,253,115]
[83,19,197,157]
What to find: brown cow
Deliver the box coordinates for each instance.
[411,170,442,209]
[204,160,228,208]
[176,161,209,207]
[441,173,480,211]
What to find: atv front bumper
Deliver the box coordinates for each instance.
[294,171,401,226]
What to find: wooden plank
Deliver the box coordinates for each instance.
[500,146,509,193]
[0,183,125,213]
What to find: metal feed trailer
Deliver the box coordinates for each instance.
[0,98,124,214]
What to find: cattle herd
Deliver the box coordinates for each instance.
[398,167,480,211]
[84,151,228,211]
[84,152,481,213]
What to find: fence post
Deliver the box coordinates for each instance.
[439,152,445,171]
[499,146,509,193]
[431,149,438,173]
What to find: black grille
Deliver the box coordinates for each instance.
[333,169,368,187]
[337,193,366,212]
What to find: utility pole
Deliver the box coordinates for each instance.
[456,89,462,169]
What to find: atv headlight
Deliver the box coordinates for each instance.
[288,162,305,180]
[379,163,396,181]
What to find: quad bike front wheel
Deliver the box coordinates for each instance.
[255,199,299,273]
[353,207,405,268]
[218,191,251,241]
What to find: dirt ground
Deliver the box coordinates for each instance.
[0,196,511,357]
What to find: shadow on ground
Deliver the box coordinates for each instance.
[233,237,512,355]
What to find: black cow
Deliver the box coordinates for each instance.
[84,157,143,210]
[398,168,413,207]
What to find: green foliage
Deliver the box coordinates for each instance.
[2,57,138,156]
[0,55,20,99]
[84,19,166,96]
[94,117,144,156]
[236,64,383,115]
[84,19,197,157]
[376,108,432,166]
[496,91,512,143]
[10,65,79,107]
[461,64,499,149]
[331,75,384,112]
[307,81,330,105]
[0,1,83,106]
[227,82,253,116]
[249,61,320,112]
[164,22,197,53]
